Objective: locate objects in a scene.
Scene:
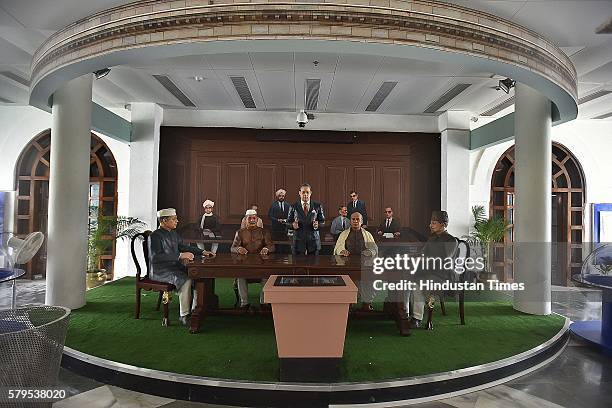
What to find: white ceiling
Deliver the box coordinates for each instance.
[0,0,611,119]
[103,53,497,115]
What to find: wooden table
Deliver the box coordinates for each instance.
[186,253,403,334]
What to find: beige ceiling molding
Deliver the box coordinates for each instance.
[30,0,577,122]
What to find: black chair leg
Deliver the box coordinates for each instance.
[155,291,162,311]
[233,279,240,309]
[135,287,142,319]
[162,301,170,326]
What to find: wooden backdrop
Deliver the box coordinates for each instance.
[158,127,440,236]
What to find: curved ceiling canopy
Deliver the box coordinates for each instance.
[30,0,578,123]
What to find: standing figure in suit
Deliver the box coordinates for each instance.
[377,207,401,237]
[267,188,290,241]
[287,183,325,255]
[347,190,368,227]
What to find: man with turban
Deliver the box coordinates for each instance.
[149,208,215,325]
[268,188,290,242]
[199,199,220,253]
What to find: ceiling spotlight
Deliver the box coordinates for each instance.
[496,78,515,94]
[193,76,204,82]
[94,68,111,80]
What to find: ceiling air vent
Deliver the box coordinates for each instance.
[230,76,256,109]
[365,81,397,112]
[578,90,612,105]
[0,71,29,87]
[305,79,321,111]
[423,83,471,114]
[481,96,515,116]
[152,75,196,107]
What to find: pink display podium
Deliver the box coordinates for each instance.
[263,274,358,382]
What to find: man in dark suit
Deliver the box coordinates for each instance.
[347,190,368,227]
[377,207,401,237]
[267,188,290,241]
[287,183,325,255]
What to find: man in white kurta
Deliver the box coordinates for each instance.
[334,212,378,310]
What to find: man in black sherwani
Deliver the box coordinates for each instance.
[149,208,215,325]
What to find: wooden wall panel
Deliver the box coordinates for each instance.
[382,167,402,219]
[325,166,348,215]
[196,163,221,209]
[254,164,277,210]
[158,161,185,216]
[282,165,305,203]
[226,163,249,218]
[160,127,440,235]
[353,167,376,224]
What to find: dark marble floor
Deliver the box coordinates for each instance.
[1,280,610,408]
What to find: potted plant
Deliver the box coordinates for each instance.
[87,208,146,289]
[468,205,508,281]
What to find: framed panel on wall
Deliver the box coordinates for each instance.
[593,203,612,243]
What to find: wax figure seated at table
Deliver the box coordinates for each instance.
[330,205,350,242]
[149,208,215,326]
[333,212,378,311]
[232,209,276,312]
[287,183,326,255]
[240,204,264,229]
[405,210,458,330]
[198,199,221,254]
[377,207,401,238]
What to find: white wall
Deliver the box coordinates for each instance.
[469,119,612,242]
[0,105,131,279]
[0,106,52,190]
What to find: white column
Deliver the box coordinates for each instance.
[128,103,163,230]
[513,83,552,315]
[46,74,93,309]
[439,111,471,237]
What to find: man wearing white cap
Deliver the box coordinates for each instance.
[149,208,215,325]
[199,199,220,254]
[268,189,289,240]
[232,209,275,311]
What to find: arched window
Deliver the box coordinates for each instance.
[14,130,118,279]
[490,142,585,284]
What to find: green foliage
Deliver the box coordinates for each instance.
[469,205,508,272]
[471,205,508,245]
[87,207,146,272]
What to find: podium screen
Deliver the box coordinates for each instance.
[274,275,346,287]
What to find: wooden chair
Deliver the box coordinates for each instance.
[131,230,175,326]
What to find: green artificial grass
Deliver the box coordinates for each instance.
[66,278,565,382]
